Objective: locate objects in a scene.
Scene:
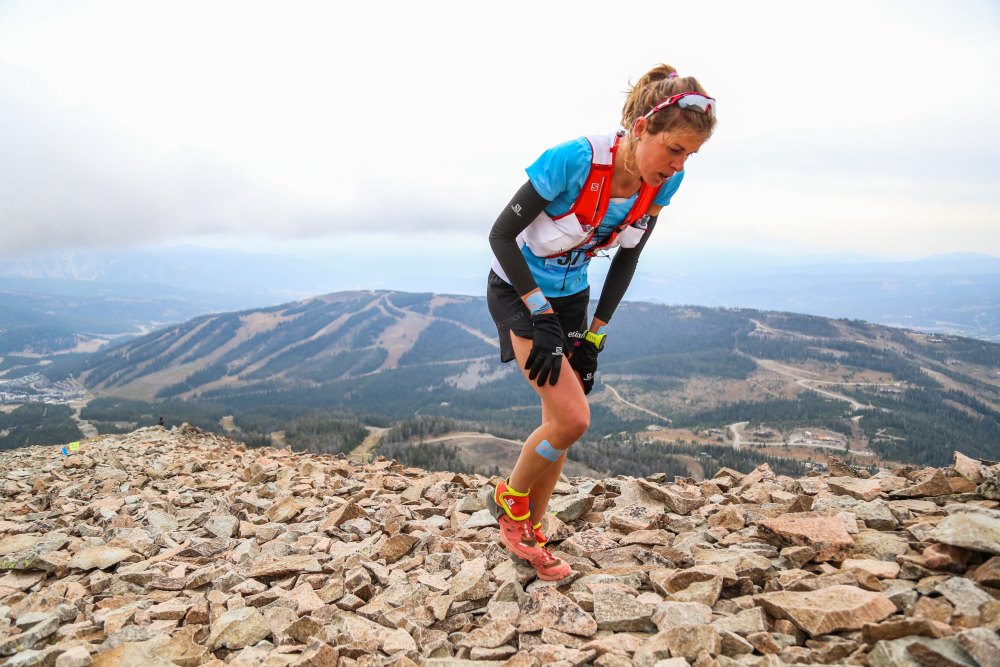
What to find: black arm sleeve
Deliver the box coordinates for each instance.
[488,180,550,297]
[594,215,658,323]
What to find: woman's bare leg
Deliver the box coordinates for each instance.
[506,332,588,510]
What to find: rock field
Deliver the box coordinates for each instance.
[1,425,999,666]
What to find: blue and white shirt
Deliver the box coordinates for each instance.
[507,134,684,297]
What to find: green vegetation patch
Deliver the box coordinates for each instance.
[398,321,494,366]
[0,403,82,451]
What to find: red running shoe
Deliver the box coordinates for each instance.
[490,479,530,523]
[526,544,574,581]
[531,521,548,546]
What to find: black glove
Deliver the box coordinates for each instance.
[569,333,600,395]
[525,313,565,386]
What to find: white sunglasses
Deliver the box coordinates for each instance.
[644,92,717,119]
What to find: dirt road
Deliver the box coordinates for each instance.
[604,383,673,424]
[347,426,389,462]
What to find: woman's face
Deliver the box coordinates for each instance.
[632,119,708,187]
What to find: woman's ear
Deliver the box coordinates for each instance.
[632,117,647,138]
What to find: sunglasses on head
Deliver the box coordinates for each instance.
[643,92,716,119]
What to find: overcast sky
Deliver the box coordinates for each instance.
[1,0,998,267]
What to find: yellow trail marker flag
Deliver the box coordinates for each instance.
[61,441,81,456]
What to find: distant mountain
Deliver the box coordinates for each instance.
[47,290,1000,467]
[5,246,999,342]
[620,253,1000,342]
[0,246,349,302]
[0,278,265,358]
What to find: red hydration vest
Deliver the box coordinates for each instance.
[549,131,662,258]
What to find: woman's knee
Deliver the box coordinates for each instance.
[552,401,590,443]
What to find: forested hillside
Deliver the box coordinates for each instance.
[17,290,996,470]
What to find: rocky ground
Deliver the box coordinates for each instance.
[1,426,999,667]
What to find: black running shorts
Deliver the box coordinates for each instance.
[486,270,589,363]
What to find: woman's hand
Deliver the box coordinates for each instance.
[525,313,565,386]
[568,333,600,394]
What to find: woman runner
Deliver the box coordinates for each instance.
[485,63,717,580]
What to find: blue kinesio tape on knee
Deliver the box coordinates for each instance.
[534,439,562,462]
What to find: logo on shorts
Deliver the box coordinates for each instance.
[554,346,563,355]
[590,183,600,191]
[511,203,522,216]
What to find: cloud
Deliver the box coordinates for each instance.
[0,0,998,259]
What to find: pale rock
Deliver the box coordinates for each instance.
[719,630,755,657]
[298,641,340,666]
[463,509,497,529]
[0,615,60,655]
[204,514,238,538]
[55,645,93,667]
[458,620,517,649]
[637,479,705,515]
[454,491,486,512]
[289,582,326,615]
[206,606,270,649]
[663,624,722,660]
[90,635,175,667]
[246,554,322,578]
[757,512,854,562]
[145,510,179,532]
[827,476,882,501]
[319,499,367,532]
[561,529,618,557]
[381,626,418,654]
[707,505,745,531]
[935,577,993,617]
[711,607,768,636]
[692,547,773,583]
[667,575,722,607]
[609,504,657,533]
[0,534,43,555]
[527,645,596,664]
[957,627,1000,667]
[450,556,490,602]
[651,600,712,632]
[977,464,1000,500]
[842,558,900,579]
[870,636,977,667]
[264,606,298,638]
[931,505,1000,555]
[518,587,597,637]
[632,631,675,667]
[861,617,954,643]
[590,584,655,632]
[68,546,135,571]
[853,500,899,530]
[265,496,310,523]
[619,529,673,547]
[756,585,896,637]
[953,452,984,483]
[549,494,595,522]
[0,534,70,571]
[851,530,910,561]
